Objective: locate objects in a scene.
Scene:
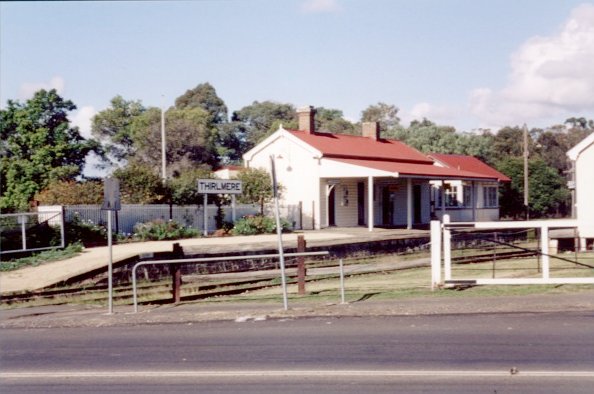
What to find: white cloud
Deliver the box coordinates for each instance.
[300,0,341,14]
[402,102,462,127]
[470,3,594,129]
[18,76,65,100]
[70,105,97,139]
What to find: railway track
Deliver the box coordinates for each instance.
[1,249,541,306]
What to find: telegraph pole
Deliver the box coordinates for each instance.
[161,95,166,182]
[523,124,529,220]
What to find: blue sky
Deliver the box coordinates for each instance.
[2,0,593,140]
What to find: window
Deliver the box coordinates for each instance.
[483,186,498,208]
[463,185,472,207]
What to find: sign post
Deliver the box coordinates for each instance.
[197,179,243,236]
[101,177,121,315]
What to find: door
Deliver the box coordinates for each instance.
[328,187,336,226]
[414,184,422,224]
[357,182,365,225]
[382,187,394,226]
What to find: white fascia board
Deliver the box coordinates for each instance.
[567,133,594,161]
[319,158,396,178]
[242,126,321,164]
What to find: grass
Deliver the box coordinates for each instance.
[3,248,593,309]
[0,243,83,272]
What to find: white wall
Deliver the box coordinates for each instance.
[247,133,321,229]
[576,143,594,237]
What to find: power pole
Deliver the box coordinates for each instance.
[161,95,167,182]
[523,124,529,220]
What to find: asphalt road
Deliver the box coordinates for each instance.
[2,312,594,393]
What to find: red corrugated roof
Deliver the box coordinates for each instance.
[288,130,433,164]
[330,158,500,180]
[429,153,511,182]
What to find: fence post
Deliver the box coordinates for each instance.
[430,220,441,290]
[541,225,550,280]
[297,235,307,295]
[171,243,183,304]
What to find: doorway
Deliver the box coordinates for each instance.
[328,187,336,226]
[414,184,422,224]
[357,182,365,225]
[382,187,394,226]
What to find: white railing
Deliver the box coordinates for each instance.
[431,216,594,286]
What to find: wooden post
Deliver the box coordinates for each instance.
[171,243,183,304]
[297,235,307,295]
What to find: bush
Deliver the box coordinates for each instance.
[133,219,199,241]
[231,215,290,236]
[66,215,108,247]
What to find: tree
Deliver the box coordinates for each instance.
[0,89,99,211]
[130,107,218,177]
[232,101,297,151]
[497,158,569,218]
[91,95,145,163]
[174,82,228,124]
[167,168,214,205]
[112,164,167,204]
[315,107,357,135]
[35,180,104,205]
[361,102,400,131]
[235,168,276,215]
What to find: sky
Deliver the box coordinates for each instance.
[2,0,594,143]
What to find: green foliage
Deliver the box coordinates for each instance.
[130,106,218,176]
[113,164,167,204]
[235,168,277,215]
[91,95,145,163]
[315,107,357,135]
[167,168,214,205]
[65,215,108,246]
[174,82,228,124]
[35,180,104,205]
[497,158,570,219]
[232,101,297,150]
[132,219,199,241]
[0,243,83,272]
[0,89,99,211]
[231,215,290,235]
[360,102,400,131]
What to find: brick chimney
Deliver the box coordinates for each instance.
[297,106,316,134]
[362,121,380,140]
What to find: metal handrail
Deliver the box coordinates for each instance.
[132,251,330,312]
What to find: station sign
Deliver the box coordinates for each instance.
[197,179,243,195]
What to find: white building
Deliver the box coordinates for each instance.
[243,106,509,230]
[567,132,594,248]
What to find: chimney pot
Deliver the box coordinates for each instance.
[297,106,316,134]
[362,121,380,140]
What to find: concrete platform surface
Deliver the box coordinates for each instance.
[1,228,427,295]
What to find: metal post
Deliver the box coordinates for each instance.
[271,156,289,310]
[523,124,529,220]
[231,194,236,223]
[339,258,346,304]
[203,194,208,236]
[368,176,374,231]
[107,211,113,314]
[406,178,412,230]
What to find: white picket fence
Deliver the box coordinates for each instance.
[39,203,302,235]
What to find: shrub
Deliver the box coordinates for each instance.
[231,215,290,236]
[65,215,108,247]
[133,219,199,241]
